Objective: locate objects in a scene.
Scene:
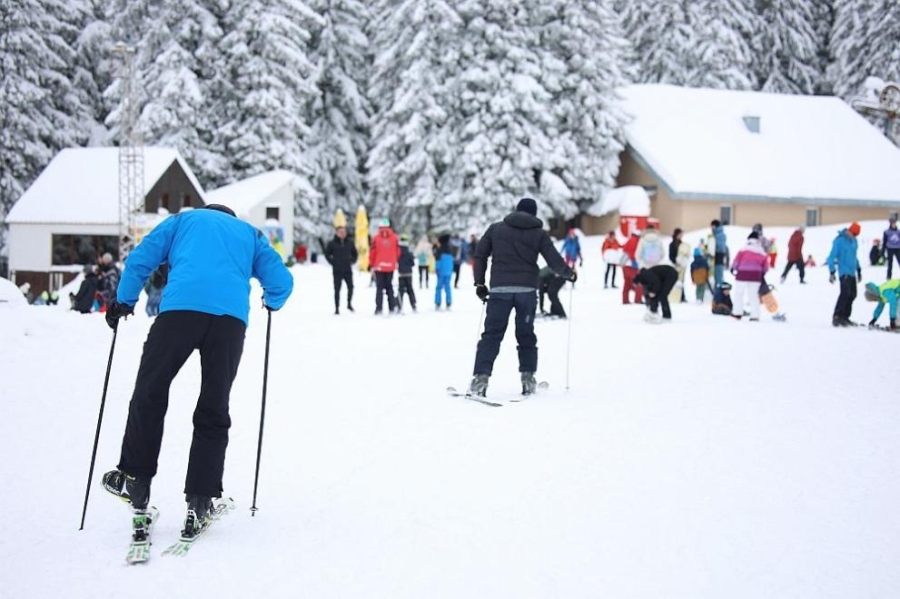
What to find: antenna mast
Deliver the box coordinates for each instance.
[114,43,143,261]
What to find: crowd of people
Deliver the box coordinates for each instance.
[591,216,899,330]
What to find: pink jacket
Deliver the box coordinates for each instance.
[731,240,768,282]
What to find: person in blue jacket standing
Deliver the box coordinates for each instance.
[101,204,293,532]
[434,234,455,309]
[826,222,862,326]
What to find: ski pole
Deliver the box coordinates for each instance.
[250,310,273,517]
[565,283,574,391]
[79,328,118,530]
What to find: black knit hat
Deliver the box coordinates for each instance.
[516,197,537,216]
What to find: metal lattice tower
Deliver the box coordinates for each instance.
[114,43,144,261]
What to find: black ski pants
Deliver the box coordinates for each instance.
[418,265,429,288]
[833,275,857,321]
[374,271,397,313]
[397,274,417,310]
[333,269,354,309]
[887,248,900,279]
[118,311,245,498]
[780,259,805,282]
[604,264,617,287]
[473,291,538,375]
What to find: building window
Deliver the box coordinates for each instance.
[805,207,820,227]
[161,193,170,211]
[720,205,733,225]
[266,206,280,220]
[51,234,119,266]
[183,194,192,208]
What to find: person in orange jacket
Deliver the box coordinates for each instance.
[368,218,401,314]
[601,230,620,289]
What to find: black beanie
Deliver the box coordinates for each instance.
[748,231,759,240]
[203,203,236,217]
[516,197,537,216]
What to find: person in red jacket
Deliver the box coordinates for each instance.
[620,229,643,305]
[780,225,805,284]
[368,218,401,314]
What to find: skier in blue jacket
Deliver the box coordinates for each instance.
[826,222,862,326]
[101,204,293,536]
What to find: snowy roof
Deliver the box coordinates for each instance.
[586,185,651,217]
[6,147,205,225]
[620,84,900,206]
[205,170,298,217]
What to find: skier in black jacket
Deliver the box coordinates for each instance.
[469,198,574,396]
[324,226,358,314]
[634,264,679,322]
[397,234,417,312]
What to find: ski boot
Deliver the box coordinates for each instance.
[102,469,150,510]
[468,373,490,397]
[521,372,537,396]
[181,495,213,539]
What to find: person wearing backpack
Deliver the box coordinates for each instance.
[635,226,664,268]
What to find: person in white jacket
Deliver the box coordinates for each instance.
[635,226,665,269]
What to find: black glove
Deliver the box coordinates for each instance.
[828,272,836,284]
[105,300,134,330]
[568,271,578,283]
[261,295,278,311]
[475,284,489,302]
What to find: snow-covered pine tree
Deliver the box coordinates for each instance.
[0,0,86,254]
[433,0,565,230]
[752,0,820,94]
[217,0,323,236]
[831,0,900,100]
[106,0,227,187]
[306,0,372,241]
[71,0,115,146]
[620,0,695,85]
[684,0,757,90]
[367,0,463,233]
[535,0,633,216]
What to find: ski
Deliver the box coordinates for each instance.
[125,506,159,565]
[868,324,900,333]
[446,381,548,406]
[161,497,235,557]
[446,387,504,407]
[509,381,550,402]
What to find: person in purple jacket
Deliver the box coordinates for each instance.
[730,231,768,321]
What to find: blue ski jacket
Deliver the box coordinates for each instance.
[826,229,860,277]
[117,209,293,325]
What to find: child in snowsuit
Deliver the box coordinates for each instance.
[864,280,900,330]
[434,234,454,309]
[634,264,679,321]
[397,235,418,312]
[538,266,567,318]
[711,282,733,315]
[690,248,710,302]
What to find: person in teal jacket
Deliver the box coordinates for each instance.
[864,280,900,329]
[826,223,862,326]
[101,204,293,533]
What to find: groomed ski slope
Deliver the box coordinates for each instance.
[1,222,898,598]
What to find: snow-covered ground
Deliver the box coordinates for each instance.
[1,221,899,598]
